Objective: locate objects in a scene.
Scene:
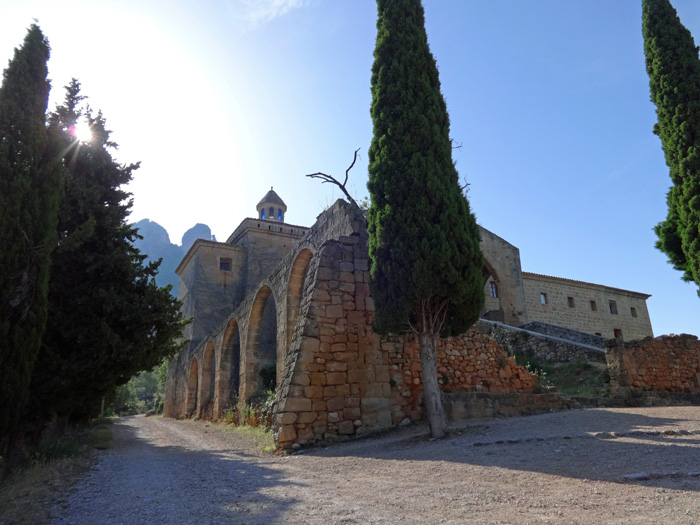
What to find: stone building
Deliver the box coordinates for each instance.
[164,191,654,448]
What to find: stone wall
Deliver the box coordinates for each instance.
[519,321,606,348]
[522,272,653,341]
[606,335,700,393]
[479,227,529,327]
[385,329,537,425]
[482,320,606,364]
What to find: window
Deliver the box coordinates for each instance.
[278,208,283,220]
[595,332,602,336]
[269,207,274,218]
[631,307,637,318]
[614,328,623,339]
[590,300,597,311]
[540,293,548,305]
[609,300,618,315]
[567,296,575,308]
[260,209,265,220]
[489,282,498,298]
[219,257,232,271]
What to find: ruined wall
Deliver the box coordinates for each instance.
[484,321,606,364]
[479,227,529,326]
[385,329,537,425]
[606,335,700,393]
[522,272,653,340]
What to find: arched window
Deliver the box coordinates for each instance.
[278,208,282,220]
[261,209,265,220]
[269,207,274,218]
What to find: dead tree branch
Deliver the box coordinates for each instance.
[306,148,361,209]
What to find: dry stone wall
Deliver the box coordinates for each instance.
[386,329,537,425]
[606,335,700,393]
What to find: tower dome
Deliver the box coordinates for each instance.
[256,187,287,222]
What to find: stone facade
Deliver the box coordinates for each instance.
[522,272,653,341]
[606,335,700,393]
[164,191,656,450]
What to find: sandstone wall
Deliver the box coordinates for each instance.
[522,272,653,340]
[385,330,537,425]
[606,335,700,393]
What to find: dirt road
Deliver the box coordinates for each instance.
[49,407,700,524]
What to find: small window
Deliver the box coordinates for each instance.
[278,208,283,220]
[595,332,602,336]
[540,293,548,305]
[590,300,597,312]
[567,296,575,308]
[489,282,498,298]
[614,328,623,339]
[260,209,265,220]
[631,307,637,318]
[269,207,274,218]
[219,257,232,271]
[609,300,618,315]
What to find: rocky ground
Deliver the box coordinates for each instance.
[49,407,700,524]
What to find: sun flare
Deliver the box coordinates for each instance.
[69,122,93,142]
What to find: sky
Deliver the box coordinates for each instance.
[1,0,699,338]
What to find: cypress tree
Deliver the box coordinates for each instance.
[24,81,186,427]
[643,0,700,292]
[0,25,61,450]
[367,0,484,438]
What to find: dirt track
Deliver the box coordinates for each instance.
[49,407,700,524]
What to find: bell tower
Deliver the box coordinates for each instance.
[256,187,287,222]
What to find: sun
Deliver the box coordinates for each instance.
[69,122,93,142]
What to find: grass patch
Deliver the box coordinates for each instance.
[211,422,276,453]
[0,419,113,524]
[547,361,610,397]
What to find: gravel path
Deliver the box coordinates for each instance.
[50,407,700,524]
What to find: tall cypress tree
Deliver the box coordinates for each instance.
[24,81,185,427]
[643,0,700,292]
[0,25,61,450]
[367,0,484,438]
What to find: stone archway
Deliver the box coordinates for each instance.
[242,285,279,401]
[286,248,313,351]
[186,358,199,415]
[482,258,504,322]
[198,342,216,417]
[216,318,241,416]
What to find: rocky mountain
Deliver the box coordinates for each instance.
[133,219,213,296]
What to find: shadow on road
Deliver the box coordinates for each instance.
[306,407,700,491]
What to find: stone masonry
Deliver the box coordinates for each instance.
[606,334,700,393]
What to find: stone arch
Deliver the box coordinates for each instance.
[286,248,314,351]
[481,258,504,322]
[243,284,280,401]
[198,342,216,417]
[186,357,199,415]
[216,317,241,415]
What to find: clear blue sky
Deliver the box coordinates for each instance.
[2,1,699,337]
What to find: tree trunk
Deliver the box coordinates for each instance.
[418,329,446,439]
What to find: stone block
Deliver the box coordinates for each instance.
[296,411,318,424]
[343,407,361,420]
[326,361,348,372]
[312,400,327,411]
[361,397,390,412]
[277,424,297,443]
[280,412,297,425]
[327,396,345,411]
[283,398,312,412]
[348,369,375,384]
[326,305,345,319]
[326,372,347,385]
[338,420,355,435]
[304,385,323,399]
[333,351,358,362]
[310,372,326,386]
[292,371,310,386]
